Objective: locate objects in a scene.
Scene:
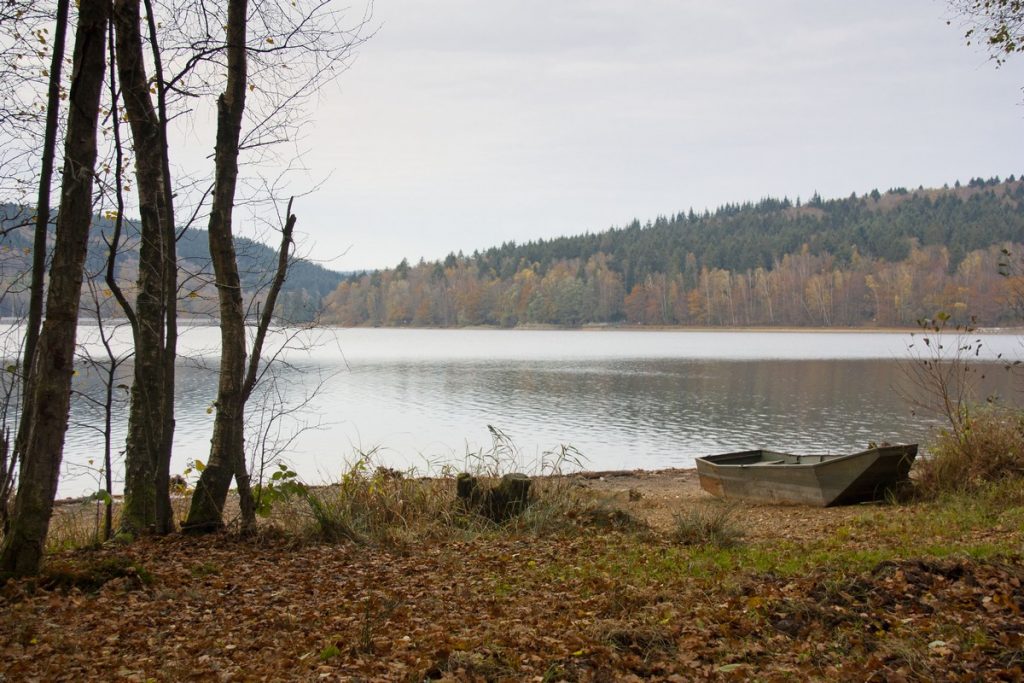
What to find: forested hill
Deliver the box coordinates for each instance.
[0,204,343,322]
[323,176,1024,328]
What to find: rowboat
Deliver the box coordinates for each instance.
[695,444,918,507]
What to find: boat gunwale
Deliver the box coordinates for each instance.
[695,445,918,507]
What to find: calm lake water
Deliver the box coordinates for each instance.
[51,326,1024,496]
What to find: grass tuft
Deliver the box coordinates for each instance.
[572,498,649,532]
[671,502,744,548]
[443,646,518,680]
[597,620,676,656]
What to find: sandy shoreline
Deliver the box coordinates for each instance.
[574,467,884,541]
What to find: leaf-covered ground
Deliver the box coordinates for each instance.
[2,471,1023,682]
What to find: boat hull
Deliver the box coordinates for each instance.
[695,445,918,507]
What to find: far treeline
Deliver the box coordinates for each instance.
[0,203,344,323]
[323,177,1024,328]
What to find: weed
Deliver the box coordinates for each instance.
[189,561,221,578]
[357,595,401,653]
[45,500,114,552]
[25,429,598,552]
[295,434,596,544]
[299,454,454,544]
[318,643,341,662]
[112,531,134,545]
[462,426,585,480]
[252,462,307,517]
[505,476,602,535]
[454,428,592,531]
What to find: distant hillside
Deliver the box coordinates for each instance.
[472,177,1024,289]
[0,204,343,322]
[323,176,1024,328]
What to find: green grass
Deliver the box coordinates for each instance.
[535,482,1024,592]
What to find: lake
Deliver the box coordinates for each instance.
[53,326,1024,497]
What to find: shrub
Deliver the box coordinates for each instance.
[916,407,1024,497]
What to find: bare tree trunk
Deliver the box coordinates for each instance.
[6,0,72,532]
[113,0,174,534]
[145,0,178,536]
[103,369,113,540]
[184,0,251,533]
[104,19,135,542]
[23,0,70,379]
[0,0,110,577]
[157,212,177,534]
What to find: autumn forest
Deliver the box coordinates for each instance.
[323,177,1024,329]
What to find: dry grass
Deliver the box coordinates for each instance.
[670,501,745,548]
[45,501,112,552]
[268,436,597,546]
[26,464,602,554]
[916,407,1024,497]
[291,465,460,545]
[42,495,192,553]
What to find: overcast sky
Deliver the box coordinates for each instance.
[262,0,1024,271]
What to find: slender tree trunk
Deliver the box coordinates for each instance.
[113,0,173,534]
[102,331,116,541]
[0,0,110,577]
[184,0,251,533]
[144,0,178,536]
[104,18,134,541]
[6,0,72,531]
[104,389,113,539]
[156,220,177,533]
[23,0,70,380]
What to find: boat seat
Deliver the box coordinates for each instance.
[750,459,785,466]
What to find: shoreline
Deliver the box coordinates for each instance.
[53,467,694,505]
[67,319,1024,335]
[324,323,1024,335]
